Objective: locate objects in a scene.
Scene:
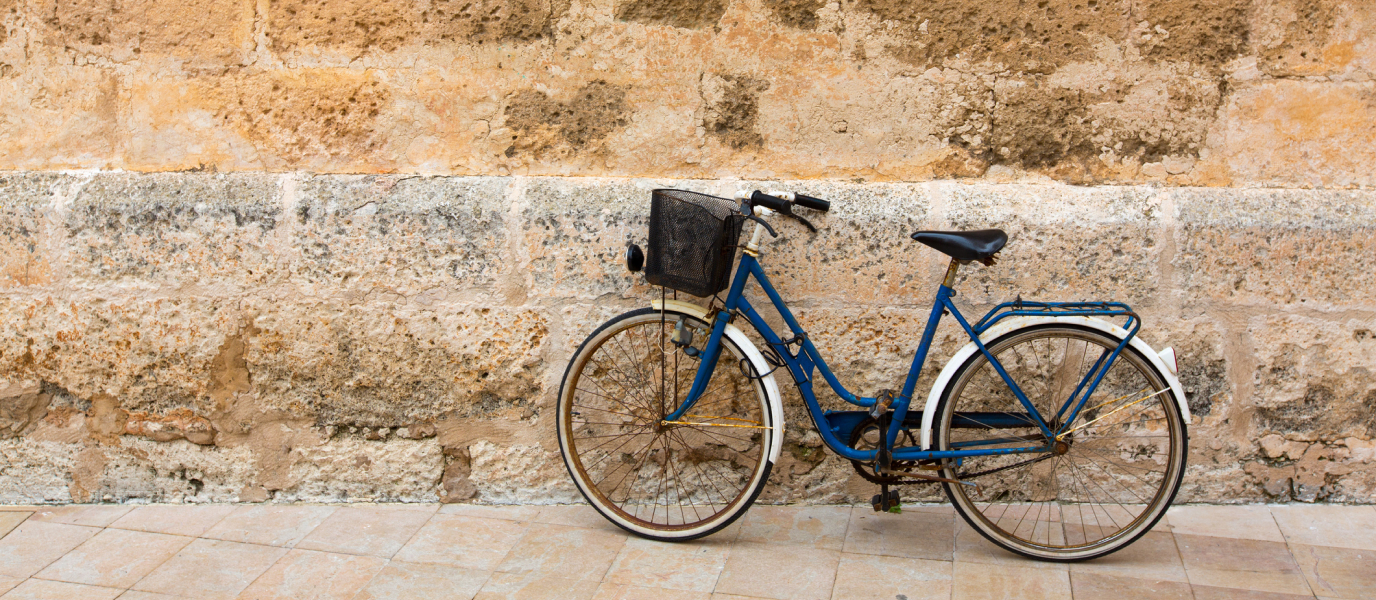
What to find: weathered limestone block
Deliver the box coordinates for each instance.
[290,175,509,297]
[548,301,647,370]
[0,379,49,437]
[616,0,730,30]
[520,178,654,301]
[1218,80,1376,188]
[1253,0,1376,78]
[1175,187,1376,310]
[0,0,23,77]
[0,295,240,415]
[848,0,1133,73]
[0,173,65,288]
[124,409,216,445]
[1179,463,1260,504]
[65,173,282,289]
[266,0,570,64]
[1244,439,1373,503]
[1249,314,1376,442]
[1034,63,1223,184]
[1135,0,1253,67]
[125,70,404,172]
[943,184,1163,307]
[30,0,253,66]
[282,436,443,502]
[0,175,1372,505]
[1242,314,1376,502]
[23,403,86,444]
[244,299,548,428]
[0,67,119,169]
[523,178,939,305]
[95,438,255,502]
[720,69,989,181]
[466,441,577,504]
[0,438,77,503]
[502,80,633,165]
[0,1,1372,184]
[122,77,271,171]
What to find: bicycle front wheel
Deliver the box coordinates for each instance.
[556,307,775,541]
[934,325,1186,561]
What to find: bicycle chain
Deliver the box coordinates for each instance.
[847,415,1056,486]
[879,453,1057,486]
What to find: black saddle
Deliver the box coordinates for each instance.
[910,229,1007,261]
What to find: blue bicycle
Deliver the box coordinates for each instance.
[557,189,1190,561]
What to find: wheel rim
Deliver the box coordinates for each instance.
[560,312,770,533]
[939,327,1185,558]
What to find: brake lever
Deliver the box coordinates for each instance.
[743,214,778,237]
[786,213,817,233]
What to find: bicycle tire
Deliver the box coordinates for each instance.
[934,324,1187,561]
[556,307,775,541]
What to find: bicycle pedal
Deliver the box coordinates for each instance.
[867,389,895,419]
[870,488,901,513]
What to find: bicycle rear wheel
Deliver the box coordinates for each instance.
[934,325,1186,561]
[556,307,775,541]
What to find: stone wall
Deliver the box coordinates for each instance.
[0,0,1372,185]
[0,173,1371,505]
[0,0,1373,505]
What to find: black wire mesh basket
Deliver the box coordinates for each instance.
[644,189,746,297]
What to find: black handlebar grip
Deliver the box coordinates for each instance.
[794,194,831,213]
[749,191,790,212]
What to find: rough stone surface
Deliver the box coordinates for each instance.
[65,173,282,289]
[0,379,48,438]
[503,81,631,159]
[242,300,548,428]
[33,0,253,66]
[0,173,65,288]
[1254,0,1376,78]
[0,0,1370,184]
[615,0,727,30]
[1175,187,1376,309]
[289,175,509,295]
[1219,80,1376,189]
[268,0,570,62]
[1244,314,1376,502]
[0,173,1369,505]
[0,438,78,503]
[283,436,443,502]
[943,184,1162,306]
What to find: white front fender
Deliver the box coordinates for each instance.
[919,316,1192,449]
[652,300,786,462]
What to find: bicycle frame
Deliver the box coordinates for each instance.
[664,252,1141,464]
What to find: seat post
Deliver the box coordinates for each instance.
[942,258,962,288]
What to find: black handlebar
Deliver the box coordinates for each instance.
[794,194,830,213]
[747,190,831,214]
[749,191,790,212]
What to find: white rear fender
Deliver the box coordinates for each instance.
[652,300,785,462]
[919,315,1192,449]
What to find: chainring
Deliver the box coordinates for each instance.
[846,416,934,484]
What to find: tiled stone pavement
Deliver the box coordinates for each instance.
[0,503,1372,599]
